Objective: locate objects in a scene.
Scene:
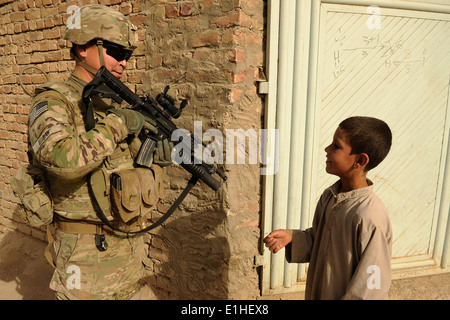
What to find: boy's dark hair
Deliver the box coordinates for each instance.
[339,116,392,171]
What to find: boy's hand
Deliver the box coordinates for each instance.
[263,229,292,253]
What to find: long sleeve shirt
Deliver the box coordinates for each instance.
[286,180,392,299]
[29,73,128,181]
[28,73,130,221]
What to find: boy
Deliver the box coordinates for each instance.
[264,116,393,299]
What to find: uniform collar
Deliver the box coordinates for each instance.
[328,179,374,202]
[68,72,88,92]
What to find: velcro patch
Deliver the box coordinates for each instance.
[32,127,54,154]
[29,101,48,127]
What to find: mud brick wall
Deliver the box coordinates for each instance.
[0,0,148,238]
[0,0,266,299]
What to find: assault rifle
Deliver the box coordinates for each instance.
[82,66,227,192]
[82,66,227,236]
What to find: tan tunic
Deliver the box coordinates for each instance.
[286,180,392,299]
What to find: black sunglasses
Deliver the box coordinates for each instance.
[102,40,133,62]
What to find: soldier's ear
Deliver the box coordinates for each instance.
[75,44,88,59]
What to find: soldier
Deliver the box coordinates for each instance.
[26,4,170,299]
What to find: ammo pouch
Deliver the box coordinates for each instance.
[110,168,161,222]
[90,165,165,226]
[89,163,173,235]
[10,163,53,227]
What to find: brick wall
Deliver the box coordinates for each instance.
[0,0,147,239]
[0,0,265,299]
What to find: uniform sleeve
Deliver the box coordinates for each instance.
[29,94,128,181]
[342,224,392,300]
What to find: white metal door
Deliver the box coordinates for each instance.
[261,0,450,295]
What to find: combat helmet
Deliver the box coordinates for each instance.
[64,4,137,74]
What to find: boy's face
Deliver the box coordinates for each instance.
[324,127,359,177]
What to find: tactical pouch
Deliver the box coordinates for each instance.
[110,168,159,223]
[10,164,53,227]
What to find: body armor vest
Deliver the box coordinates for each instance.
[33,74,134,222]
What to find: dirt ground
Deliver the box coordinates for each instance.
[0,229,448,300]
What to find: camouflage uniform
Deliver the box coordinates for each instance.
[27,5,150,300]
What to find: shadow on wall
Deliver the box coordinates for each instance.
[0,222,54,300]
[0,205,230,300]
[144,208,230,300]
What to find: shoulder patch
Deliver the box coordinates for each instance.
[32,126,56,154]
[29,101,49,127]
